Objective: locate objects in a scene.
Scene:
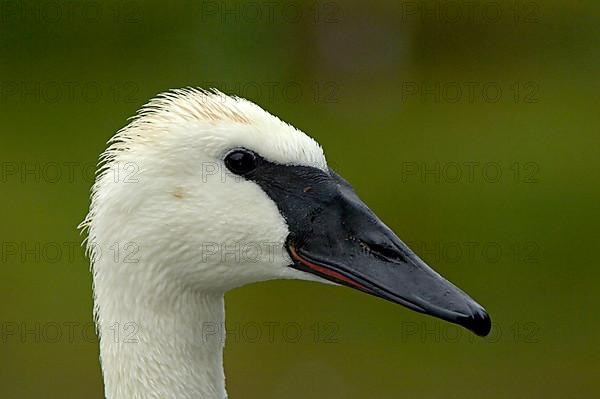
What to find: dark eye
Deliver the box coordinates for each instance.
[224,149,258,175]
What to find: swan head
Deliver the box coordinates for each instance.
[84,89,490,336]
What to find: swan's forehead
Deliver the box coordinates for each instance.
[201,124,327,170]
[140,89,328,170]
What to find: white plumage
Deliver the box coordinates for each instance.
[82,89,332,399]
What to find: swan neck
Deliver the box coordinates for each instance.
[95,281,227,399]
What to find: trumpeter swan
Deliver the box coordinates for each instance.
[81,89,490,399]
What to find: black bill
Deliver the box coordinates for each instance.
[235,151,491,337]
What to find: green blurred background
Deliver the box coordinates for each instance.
[1,0,599,397]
